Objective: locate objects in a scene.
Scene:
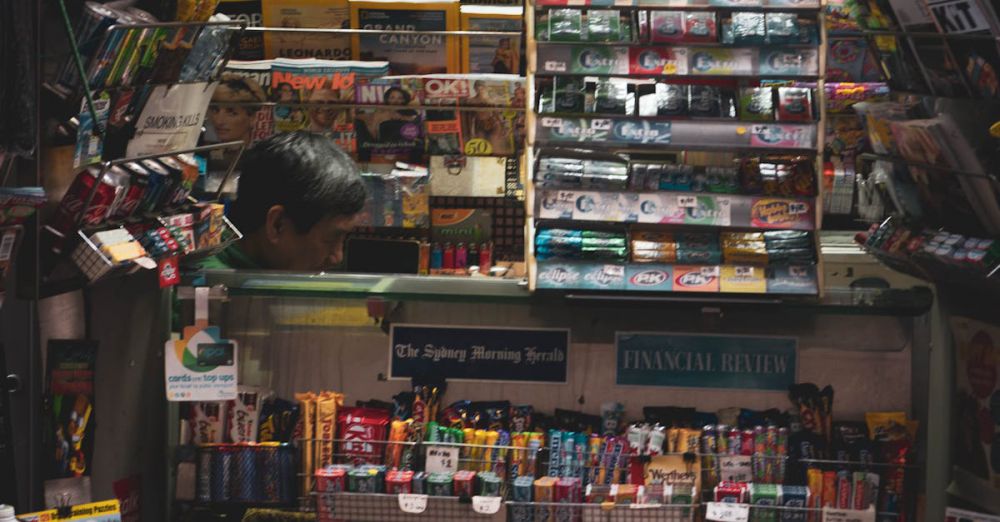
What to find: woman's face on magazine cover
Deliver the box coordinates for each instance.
[386,90,407,105]
[209,85,254,142]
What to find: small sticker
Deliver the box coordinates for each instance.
[701,266,721,277]
[544,60,568,72]
[541,117,564,128]
[735,266,754,277]
[678,195,698,207]
[158,255,180,288]
[790,201,808,214]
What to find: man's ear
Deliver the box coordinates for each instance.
[263,205,288,244]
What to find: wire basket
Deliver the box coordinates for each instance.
[507,502,696,522]
[316,492,506,522]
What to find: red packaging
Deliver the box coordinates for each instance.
[49,166,127,236]
[714,481,747,502]
[555,477,582,502]
[683,12,717,42]
[837,471,851,508]
[454,470,477,497]
[777,87,814,122]
[315,467,348,492]
[386,470,414,494]
[338,407,390,465]
[821,471,837,507]
[112,163,149,220]
[741,430,755,456]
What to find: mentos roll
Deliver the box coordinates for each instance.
[477,472,502,497]
[233,444,259,502]
[427,472,454,496]
[412,471,427,494]
[278,444,297,503]
[210,445,233,501]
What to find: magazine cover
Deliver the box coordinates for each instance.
[350,0,461,75]
[272,58,389,154]
[461,109,518,156]
[890,117,994,235]
[354,77,426,163]
[950,316,1000,507]
[205,60,273,145]
[262,0,351,60]
[412,74,525,107]
[459,5,522,74]
[216,0,265,60]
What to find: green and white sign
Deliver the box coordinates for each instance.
[616,333,797,391]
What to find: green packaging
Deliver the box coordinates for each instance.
[427,472,454,496]
[586,10,623,42]
[549,9,583,42]
[739,87,775,121]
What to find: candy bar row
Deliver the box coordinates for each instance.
[536,189,816,230]
[538,8,819,46]
[539,80,816,122]
[536,260,817,294]
[316,466,503,497]
[537,154,817,197]
[537,45,820,77]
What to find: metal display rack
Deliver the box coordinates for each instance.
[524,0,828,296]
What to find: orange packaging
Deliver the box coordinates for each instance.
[672,265,720,292]
[296,392,317,493]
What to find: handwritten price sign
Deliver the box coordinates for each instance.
[706,502,750,522]
[425,445,459,474]
[397,494,428,514]
[472,496,502,514]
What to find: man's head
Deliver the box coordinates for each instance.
[233,131,366,271]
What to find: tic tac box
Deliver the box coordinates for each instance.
[625,264,673,292]
[766,264,818,295]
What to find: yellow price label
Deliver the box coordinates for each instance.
[464,138,493,156]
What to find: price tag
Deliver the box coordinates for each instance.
[718,455,753,482]
[544,60,568,72]
[822,506,876,522]
[706,502,750,522]
[425,445,459,474]
[735,266,754,277]
[701,266,721,277]
[398,494,428,514]
[472,496,502,514]
[541,117,565,128]
[789,201,809,215]
[677,195,698,208]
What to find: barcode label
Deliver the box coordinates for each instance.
[0,231,16,261]
[544,61,568,72]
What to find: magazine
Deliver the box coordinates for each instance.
[354,76,425,163]
[206,60,274,145]
[271,58,390,154]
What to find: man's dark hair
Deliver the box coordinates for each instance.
[233,131,366,233]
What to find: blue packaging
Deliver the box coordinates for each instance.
[511,475,534,522]
[766,264,817,294]
[626,264,674,292]
[233,445,259,501]
[778,485,809,522]
[210,447,233,502]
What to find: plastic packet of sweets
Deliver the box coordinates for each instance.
[192,401,227,444]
